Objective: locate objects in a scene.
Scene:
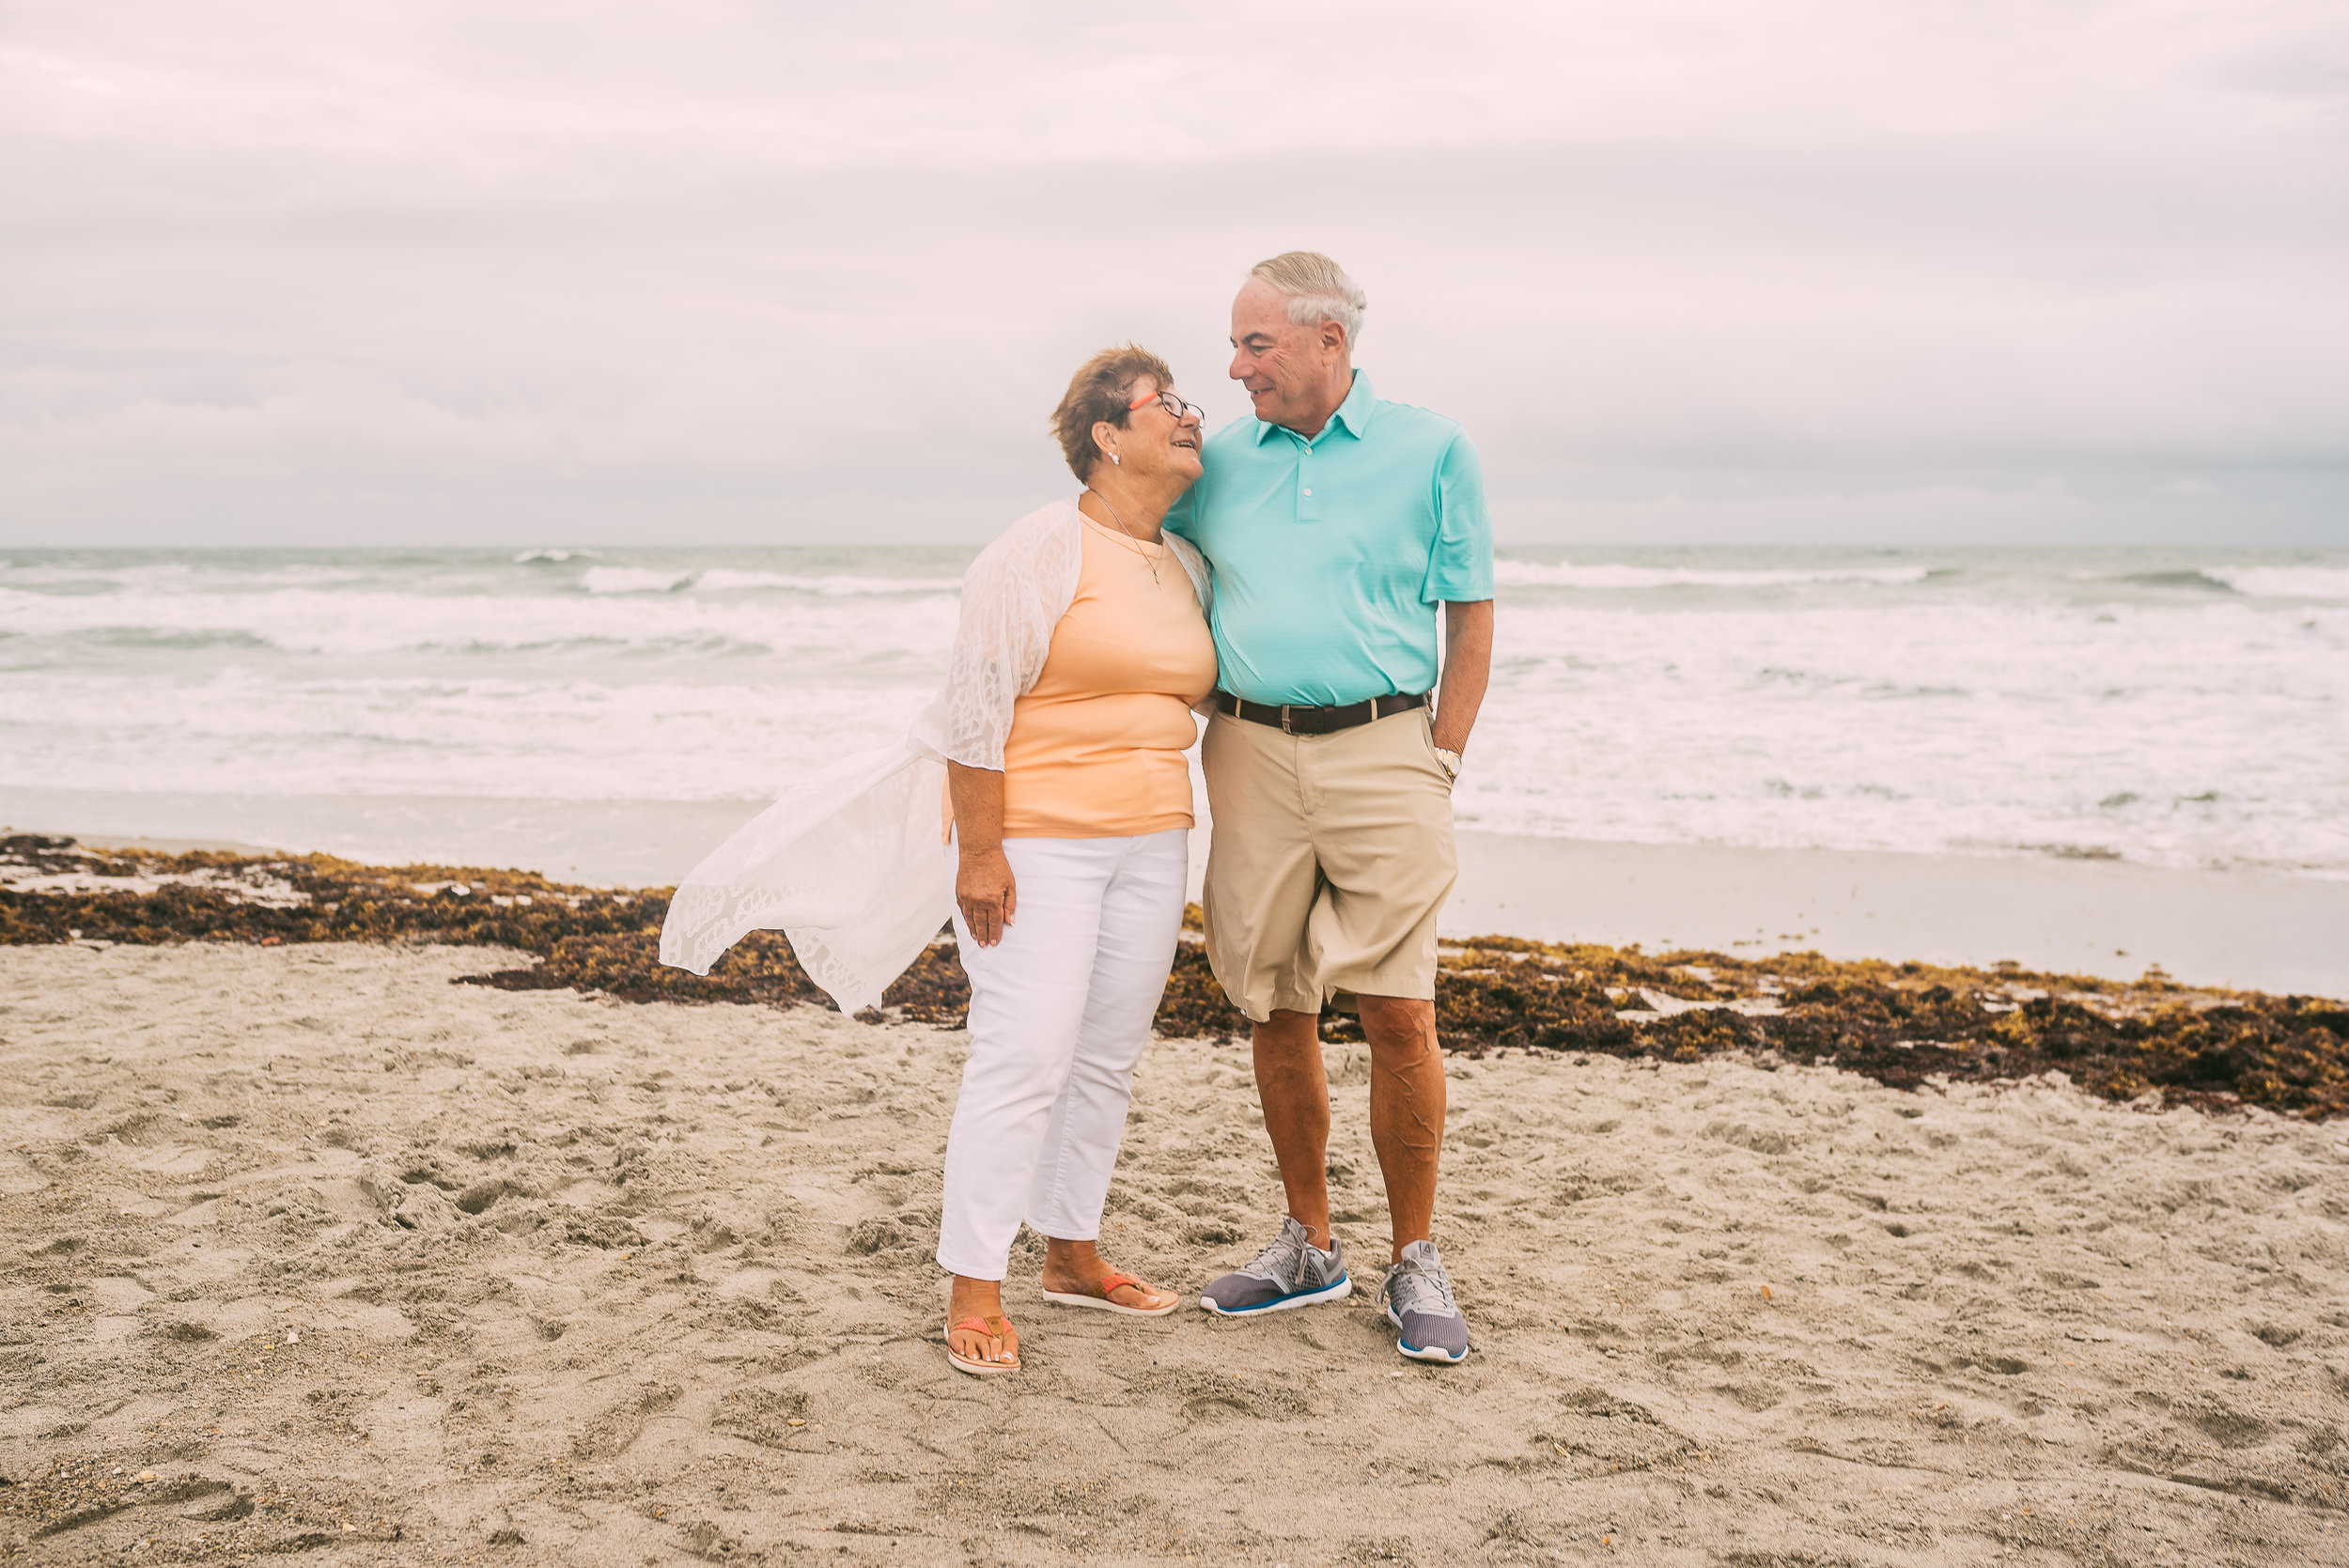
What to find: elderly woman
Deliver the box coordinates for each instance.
[661,345,1213,1376]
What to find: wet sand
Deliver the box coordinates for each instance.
[1448,834,2349,997]
[5,940,2346,1564]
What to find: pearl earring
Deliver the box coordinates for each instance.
[1111,454,1121,466]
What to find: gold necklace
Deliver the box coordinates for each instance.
[1082,488,1161,585]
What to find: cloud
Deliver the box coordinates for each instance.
[2,0,2344,544]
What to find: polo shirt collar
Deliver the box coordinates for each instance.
[1252,370,1376,446]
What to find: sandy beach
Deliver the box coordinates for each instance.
[7,937,2347,1565]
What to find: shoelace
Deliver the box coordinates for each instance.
[1388,1256,1459,1319]
[1244,1223,1325,1288]
[1243,1231,1304,1286]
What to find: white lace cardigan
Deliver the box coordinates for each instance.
[658,497,1212,1012]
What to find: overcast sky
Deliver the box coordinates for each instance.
[5,1,2345,547]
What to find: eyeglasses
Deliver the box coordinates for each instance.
[1128,389,1205,425]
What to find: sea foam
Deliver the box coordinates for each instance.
[2200,565,2349,601]
[1493,560,1932,590]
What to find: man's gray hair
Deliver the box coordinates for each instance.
[1250,251,1367,348]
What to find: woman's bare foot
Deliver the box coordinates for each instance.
[1039,1236,1178,1312]
[945,1274,1019,1372]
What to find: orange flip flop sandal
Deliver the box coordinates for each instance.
[1041,1270,1179,1317]
[946,1313,1020,1375]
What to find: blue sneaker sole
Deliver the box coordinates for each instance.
[1198,1273,1352,1316]
[1385,1304,1470,1363]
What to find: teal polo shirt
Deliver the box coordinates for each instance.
[1163,371,1493,708]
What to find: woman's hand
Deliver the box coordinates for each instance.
[945,761,1015,946]
[957,846,1018,947]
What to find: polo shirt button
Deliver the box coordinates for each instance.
[1302,488,1314,496]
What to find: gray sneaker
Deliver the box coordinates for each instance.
[1382,1240,1470,1363]
[1199,1217,1351,1316]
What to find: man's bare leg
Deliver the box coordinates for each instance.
[1357,995,1444,1265]
[1251,1008,1333,1249]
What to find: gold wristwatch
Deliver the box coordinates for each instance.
[1434,746,1463,781]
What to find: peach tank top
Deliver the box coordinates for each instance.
[998,517,1218,838]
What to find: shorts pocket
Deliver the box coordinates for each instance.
[1418,711,1455,792]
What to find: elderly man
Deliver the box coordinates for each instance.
[1163,252,1493,1364]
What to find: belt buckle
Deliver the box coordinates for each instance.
[1279,704,1296,735]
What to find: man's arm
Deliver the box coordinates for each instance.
[1430,598,1492,755]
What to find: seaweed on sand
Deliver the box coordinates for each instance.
[1421,938,2349,1121]
[7,836,2344,1121]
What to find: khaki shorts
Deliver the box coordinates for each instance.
[1200,706,1458,1022]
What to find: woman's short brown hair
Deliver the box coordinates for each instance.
[1050,344,1174,482]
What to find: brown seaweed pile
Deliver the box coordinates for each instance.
[7,835,2343,1120]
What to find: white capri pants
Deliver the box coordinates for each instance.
[936,828,1188,1281]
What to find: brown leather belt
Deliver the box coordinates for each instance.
[1212,690,1427,736]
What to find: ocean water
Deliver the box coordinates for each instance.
[3,545,2344,880]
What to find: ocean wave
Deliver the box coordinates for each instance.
[0,562,197,589]
[0,585,959,660]
[581,567,694,595]
[514,548,601,564]
[692,567,963,596]
[0,670,930,801]
[2103,569,2237,593]
[2200,565,2349,601]
[0,560,369,592]
[1495,559,1931,590]
[578,565,961,598]
[569,566,964,597]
